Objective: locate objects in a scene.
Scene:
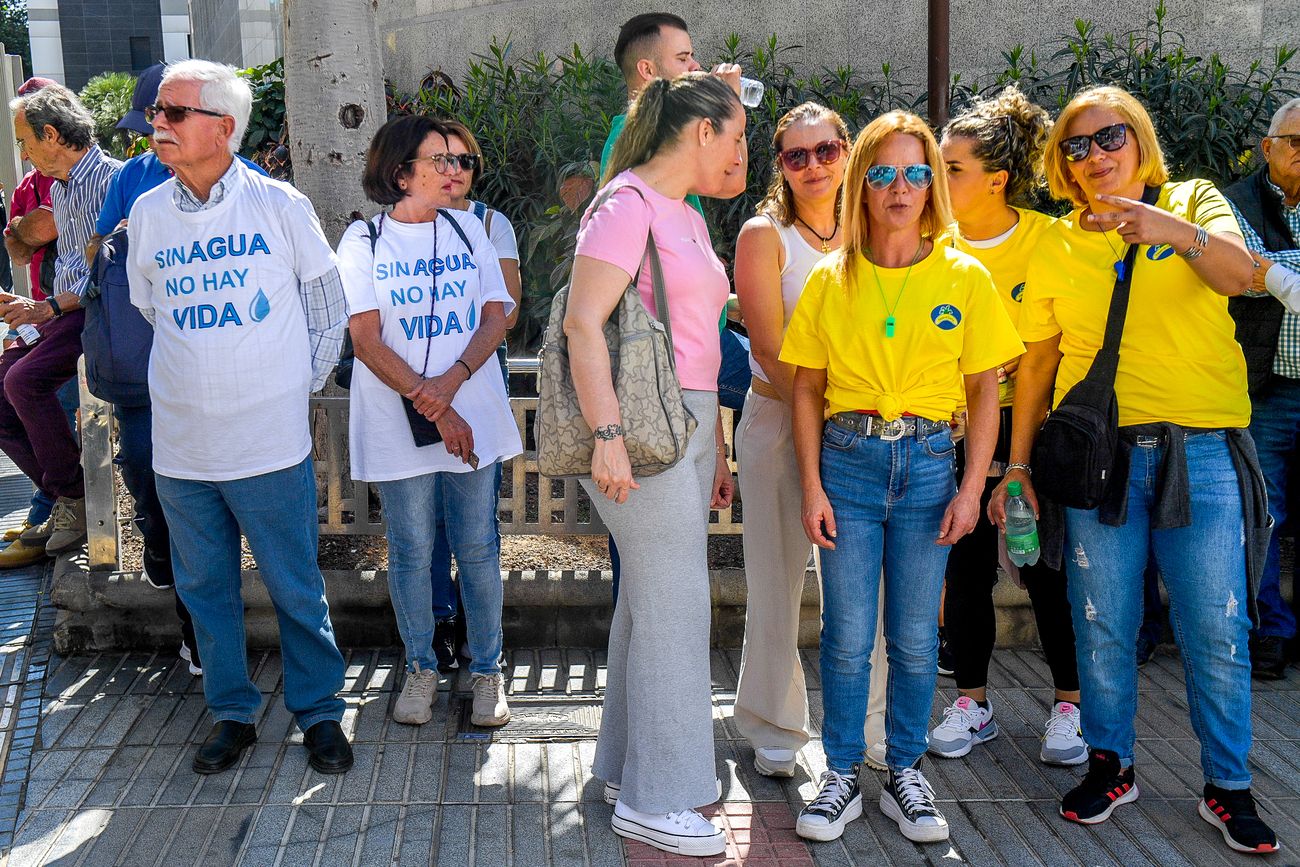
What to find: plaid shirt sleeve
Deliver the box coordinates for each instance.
[299,266,348,392]
[1229,200,1300,298]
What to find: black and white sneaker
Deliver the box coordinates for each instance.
[937,627,955,677]
[433,617,459,672]
[1199,784,1280,854]
[1060,749,1138,824]
[796,765,862,842]
[880,759,949,842]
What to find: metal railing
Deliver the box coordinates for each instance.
[82,358,741,571]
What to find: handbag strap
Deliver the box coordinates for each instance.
[582,182,676,351]
[1085,184,1161,386]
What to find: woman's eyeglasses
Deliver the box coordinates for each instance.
[406,153,482,175]
[778,140,845,172]
[1059,123,1129,162]
[143,103,227,125]
[864,164,934,191]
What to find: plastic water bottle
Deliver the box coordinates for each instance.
[1004,480,1040,566]
[739,77,765,108]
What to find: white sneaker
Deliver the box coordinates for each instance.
[796,767,863,842]
[754,746,797,778]
[1040,701,1087,765]
[865,739,887,771]
[470,672,510,726]
[610,802,725,856]
[881,763,949,842]
[928,696,998,758]
[178,643,202,676]
[393,663,438,725]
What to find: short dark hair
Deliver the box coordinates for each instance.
[614,13,689,81]
[362,114,449,206]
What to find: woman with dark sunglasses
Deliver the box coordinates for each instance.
[782,111,1022,844]
[927,86,1087,768]
[732,103,892,780]
[988,85,1277,854]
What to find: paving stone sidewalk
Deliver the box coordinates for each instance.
[5,636,1299,867]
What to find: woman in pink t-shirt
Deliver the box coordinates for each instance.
[563,72,746,857]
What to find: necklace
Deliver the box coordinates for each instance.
[868,238,925,338]
[1089,208,1131,280]
[795,213,838,253]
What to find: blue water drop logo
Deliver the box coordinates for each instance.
[249,289,271,322]
[467,302,476,331]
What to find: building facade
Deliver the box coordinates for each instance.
[28,0,191,90]
[188,0,283,70]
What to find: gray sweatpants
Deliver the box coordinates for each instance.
[581,390,719,814]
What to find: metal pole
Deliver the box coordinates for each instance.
[928,0,951,127]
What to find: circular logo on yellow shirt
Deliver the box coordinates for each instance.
[930,304,962,330]
[1146,244,1176,261]
[1011,283,1025,302]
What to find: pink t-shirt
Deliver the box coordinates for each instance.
[575,170,727,391]
[10,170,56,299]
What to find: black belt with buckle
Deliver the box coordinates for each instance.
[828,412,949,441]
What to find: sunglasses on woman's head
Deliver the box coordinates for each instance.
[864,163,934,191]
[778,140,845,172]
[406,152,482,174]
[1059,123,1129,162]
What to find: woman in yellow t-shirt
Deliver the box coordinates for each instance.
[987,86,1277,855]
[780,111,1022,845]
[928,86,1086,769]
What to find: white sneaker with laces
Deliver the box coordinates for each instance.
[393,663,438,725]
[178,643,202,676]
[1040,701,1087,765]
[881,763,949,842]
[610,802,725,856]
[796,767,862,842]
[865,739,887,771]
[928,695,998,758]
[754,746,797,777]
[470,672,510,726]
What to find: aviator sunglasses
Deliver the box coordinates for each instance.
[865,163,934,191]
[1059,122,1129,162]
[778,139,846,172]
[405,152,482,174]
[144,103,227,124]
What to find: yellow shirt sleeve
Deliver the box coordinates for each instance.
[1187,178,1244,237]
[957,264,1026,374]
[779,262,831,369]
[1017,245,1063,343]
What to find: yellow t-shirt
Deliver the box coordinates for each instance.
[947,208,1058,407]
[780,245,1025,422]
[1019,179,1250,429]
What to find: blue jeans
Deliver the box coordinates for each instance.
[717,328,751,413]
[156,457,345,730]
[817,420,957,773]
[429,461,503,622]
[1064,432,1252,788]
[379,464,504,675]
[1247,377,1299,640]
[25,378,80,525]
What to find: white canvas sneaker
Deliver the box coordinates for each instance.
[611,802,726,856]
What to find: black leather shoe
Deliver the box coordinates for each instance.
[303,720,353,774]
[1250,635,1289,680]
[192,720,257,774]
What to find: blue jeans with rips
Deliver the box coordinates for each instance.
[156,457,345,731]
[1064,432,1253,789]
[379,463,504,675]
[817,419,957,774]
[1246,377,1299,640]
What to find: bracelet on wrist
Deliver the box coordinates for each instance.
[1006,462,1032,476]
[1178,225,1209,260]
[47,297,62,317]
[593,423,624,441]
[454,358,472,377]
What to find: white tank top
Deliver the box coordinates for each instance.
[750,213,828,382]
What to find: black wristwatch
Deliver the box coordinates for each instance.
[47,297,63,318]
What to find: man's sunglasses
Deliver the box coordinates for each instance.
[144,103,228,125]
[406,153,482,175]
[778,140,846,172]
[865,163,934,191]
[1059,122,1129,162]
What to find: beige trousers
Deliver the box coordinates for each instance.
[733,390,888,753]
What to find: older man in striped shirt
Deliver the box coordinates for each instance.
[0,84,119,557]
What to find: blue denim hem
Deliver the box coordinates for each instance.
[296,710,344,733]
[1206,776,1252,790]
[211,712,257,726]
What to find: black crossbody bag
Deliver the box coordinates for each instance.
[1031,185,1159,510]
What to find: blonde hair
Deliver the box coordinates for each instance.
[1043,85,1169,207]
[836,110,952,293]
[942,84,1052,208]
[757,102,850,226]
[601,73,739,186]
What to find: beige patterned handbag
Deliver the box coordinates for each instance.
[535,185,697,479]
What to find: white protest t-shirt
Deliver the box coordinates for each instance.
[336,211,521,482]
[127,162,338,481]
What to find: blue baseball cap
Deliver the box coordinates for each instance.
[117,63,167,136]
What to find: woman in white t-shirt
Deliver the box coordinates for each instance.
[336,115,522,731]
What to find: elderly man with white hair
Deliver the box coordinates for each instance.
[1226,96,1300,681]
[125,59,352,775]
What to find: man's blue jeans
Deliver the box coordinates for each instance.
[156,457,345,730]
[817,420,956,774]
[1064,432,1253,789]
[379,464,504,675]
[1247,377,1299,640]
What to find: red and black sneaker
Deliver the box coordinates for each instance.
[1059,749,1138,825]
[1199,784,1280,854]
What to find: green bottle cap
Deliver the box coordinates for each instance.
[1007,481,1022,496]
